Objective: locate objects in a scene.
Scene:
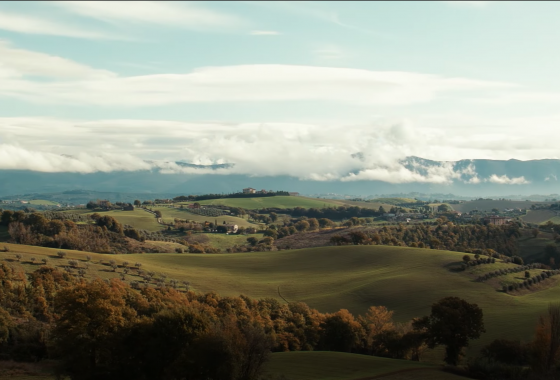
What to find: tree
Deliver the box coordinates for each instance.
[437,204,451,213]
[247,237,258,246]
[349,231,368,245]
[318,218,334,228]
[413,297,485,366]
[295,220,310,232]
[532,228,540,238]
[307,218,320,231]
[359,306,395,354]
[320,309,363,352]
[53,279,136,378]
[531,303,560,373]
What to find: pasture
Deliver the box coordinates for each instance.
[264,352,444,380]
[193,196,342,209]
[451,199,540,213]
[152,207,255,228]
[1,243,557,355]
[28,200,59,206]
[81,209,164,232]
[521,209,559,224]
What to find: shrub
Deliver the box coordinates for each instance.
[85,255,92,262]
[512,256,524,265]
[462,255,471,263]
[30,257,36,263]
[15,254,22,261]
[42,258,48,265]
[57,251,66,258]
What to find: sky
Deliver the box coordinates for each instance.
[1,1,560,183]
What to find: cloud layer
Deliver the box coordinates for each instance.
[0,41,515,106]
[0,117,538,185]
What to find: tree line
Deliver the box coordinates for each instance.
[0,262,559,379]
[172,191,290,202]
[325,223,521,257]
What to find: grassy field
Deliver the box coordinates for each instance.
[2,243,558,356]
[451,200,540,213]
[178,196,400,213]
[203,233,263,251]
[152,207,256,228]
[192,196,343,209]
[264,352,442,380]
[368,198,419,205]
[81,209,164,232]
[521,209,559,224]
[28,200,60,206]
[0,352,461,380]
[517,230,557,263]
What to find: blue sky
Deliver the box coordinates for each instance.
[1,1,560,184]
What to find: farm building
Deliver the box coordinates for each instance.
[289,192,300,196]
[224,223,238,234]
[243,188,256,194]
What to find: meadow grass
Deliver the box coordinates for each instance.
[152,207,255,228]
[190,196,342,209]
[1,243,558,355]
[194,196,397,211]
[81,209,164,232]
[264,352,436,380]
[521,209,558,224]
[28,200,59,206]
[451,200,539,213]
[202,233,263,251]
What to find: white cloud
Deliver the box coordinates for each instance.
[0,40,115,79]
[54,1,245,31]
[487,174,529,185]
[0,117,478,183]
[250,30,280,35]
[0,144,151,173]
[0,43,516,106]
[0,10,114,39]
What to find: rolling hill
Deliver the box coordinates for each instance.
[1,243,556,356]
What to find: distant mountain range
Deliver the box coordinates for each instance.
[1,157,560,200]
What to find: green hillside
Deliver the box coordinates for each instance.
[521,209,559,224]
[28,200,60,206]
[264,352,442,380]
[191,196,341,209]
[451,200,540,213]
[153,206,255,228]
[81,209,164,232]
[2,243,557,354]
